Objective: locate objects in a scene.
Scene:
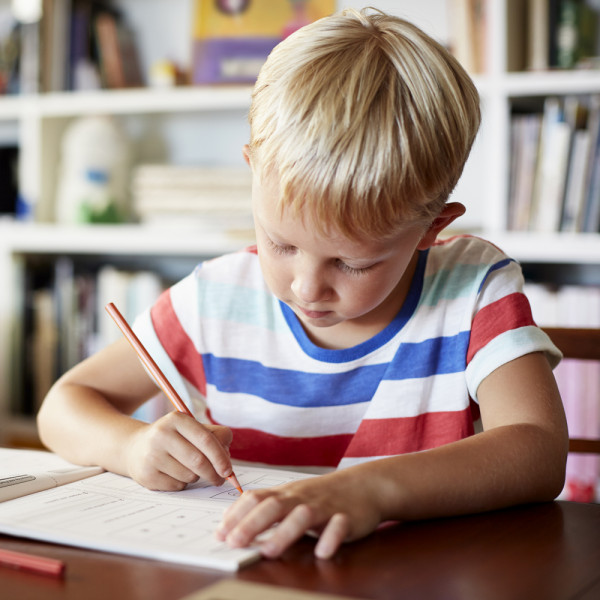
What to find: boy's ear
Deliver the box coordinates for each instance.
[242,144,251,166]
[416,202,466,250]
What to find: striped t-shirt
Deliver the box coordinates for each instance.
[134,235,560,471]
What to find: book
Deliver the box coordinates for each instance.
[582,97,600,233]
[0,448,314,572]
[448,0,487,74]
[68,0,101,91]
[41,0,71,92]
[529,98,572,232]
[506,0,527,72]
[94,10,125,89]
[93,7,143,89]
[18,20,41,95]
[131,164,254,234]
[561,128,592,231]
[31,288,58,412]
[507,113,542,230]
[557,96,589,231]
[191,0,335,84]
[555,0,598,69]
[527,0,550,71]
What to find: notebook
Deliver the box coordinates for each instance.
[0,448,312,571]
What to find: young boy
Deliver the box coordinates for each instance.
[38,8,568,561]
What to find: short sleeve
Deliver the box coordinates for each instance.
[465,259,562,402]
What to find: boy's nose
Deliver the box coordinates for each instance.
[290,264,330,304]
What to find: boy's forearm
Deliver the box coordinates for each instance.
[358,423,567,523]
[37,382,145,476]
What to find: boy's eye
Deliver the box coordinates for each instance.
[336,260,374,275]
[266,238,296,255]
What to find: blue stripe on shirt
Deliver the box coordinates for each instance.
[201,330,469,407]
[477,258,514,293]
[385,331,470,379]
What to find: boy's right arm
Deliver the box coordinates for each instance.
[37,338,234,491]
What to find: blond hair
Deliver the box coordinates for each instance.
[248,7,481,240]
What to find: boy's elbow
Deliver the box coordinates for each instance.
[36,390,53,448]
[36,380,65,449]
[536,429,569,502]
[542,462,567,502]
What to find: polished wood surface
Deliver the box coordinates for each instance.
[0,501,599,600]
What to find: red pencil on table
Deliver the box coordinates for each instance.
[104,302,243,494]
[0,548,65,578]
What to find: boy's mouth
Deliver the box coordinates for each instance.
[296,305,332,319]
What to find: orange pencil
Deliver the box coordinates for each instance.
[0,548,65,578]
[105,302,243,494]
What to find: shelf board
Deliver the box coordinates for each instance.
[0,86,253,120]
[0,71,598,121]
[1,223,598,265]
[484,231,600,264]
[0,223,255,256]
[503,70,600,97]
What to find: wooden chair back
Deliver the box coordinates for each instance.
[542,327,600,455]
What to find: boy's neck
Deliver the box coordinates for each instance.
[299,251,420,350]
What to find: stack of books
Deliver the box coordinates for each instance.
[508,95,600,233]
[131,164,254,237]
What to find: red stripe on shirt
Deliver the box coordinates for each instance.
[208,416,353,467]
[467,292,535,364]
[209,409,473,466]
[343,409,474,457]
[151,289,207,396]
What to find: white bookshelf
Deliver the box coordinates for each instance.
[0,222,255,256]
[0,0,599,444]
[16,85,254,117]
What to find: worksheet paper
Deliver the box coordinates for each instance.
[0,450,313,571]
[0,448,104,502]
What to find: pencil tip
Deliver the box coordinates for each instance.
[227,473,243,494]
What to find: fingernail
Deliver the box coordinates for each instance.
[315,540,333,560]
[226,530,244,547]
[260,541,278,557]
[214,524,226,540]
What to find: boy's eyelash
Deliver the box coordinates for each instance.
[266,237,374,275]
[267,238,295,254]
[336,261,374,275]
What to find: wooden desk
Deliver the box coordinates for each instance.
[1,501,599,600]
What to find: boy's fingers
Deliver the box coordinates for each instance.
[173,415,233,480]
[218,492,290,547]
[314,513,350,559]
[165,435,225,486]
[151,452,200,486]
[132,454,196,492]
[204,424,233,449]
[216,489,263,540]
[259,504,316,558]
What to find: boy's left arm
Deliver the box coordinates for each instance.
[217,351,568,559]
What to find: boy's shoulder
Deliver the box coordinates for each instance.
[193,245,265,290]
[422,235,517,299]
[430,234,509,266]
[196,245,259,272]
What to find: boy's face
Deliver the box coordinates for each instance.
[251,169,428,348]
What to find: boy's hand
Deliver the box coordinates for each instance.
[215,469,384,559]
[125,411,233,491]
